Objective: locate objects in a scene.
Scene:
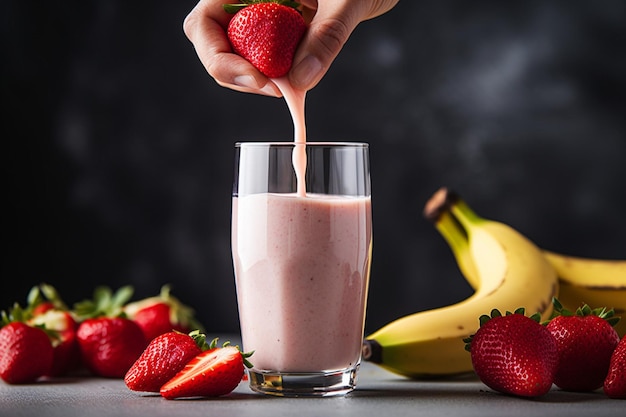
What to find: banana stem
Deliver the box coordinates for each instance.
[449,198,483,231]
[435,211,469,258]
[435,210,480,290]
[423,188,480,290]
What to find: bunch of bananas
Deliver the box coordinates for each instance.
[362,187,626,378]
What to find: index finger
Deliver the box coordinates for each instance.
[183,0,281,96]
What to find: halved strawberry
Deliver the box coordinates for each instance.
[124,285,203,342]
[125,330,209,393]
[160,340,253,399]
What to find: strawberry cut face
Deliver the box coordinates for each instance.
[160,346,245,399]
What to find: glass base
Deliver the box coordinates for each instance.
[247,366,359,397]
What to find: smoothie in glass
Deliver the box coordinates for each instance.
[232,192,372,372]
[231,141,372,396]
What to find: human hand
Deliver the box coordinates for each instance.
[183,0,399,96]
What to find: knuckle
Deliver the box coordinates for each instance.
[182,9,199,39]
[312,18,351,57]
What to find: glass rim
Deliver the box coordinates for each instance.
[235,141,369,148]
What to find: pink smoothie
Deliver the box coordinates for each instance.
[232,192,372,372]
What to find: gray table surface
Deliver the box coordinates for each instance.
[1,360,623,417]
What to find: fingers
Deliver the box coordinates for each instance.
[289,0,399,91]
[183,0,399,94]
[183,0,281,97]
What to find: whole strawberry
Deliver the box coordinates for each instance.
[604,335,626,399]
[74,286,147,378]
[26,284,79,377]
[225,1,307,78]
[0,319,54,384]
[160,339,253,399]
[125,330,208,393]
[464,308,558,397]
[546,299,620,392]
[29,309,78,377]
[123,285,203,342]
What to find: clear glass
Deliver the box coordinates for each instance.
[232,142,372,397]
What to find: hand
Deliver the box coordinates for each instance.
[183,0,399,96]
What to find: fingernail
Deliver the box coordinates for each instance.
[291,55,323,89]
[259,83,282,97]
[234,75,259,90]
[234,75,281,97]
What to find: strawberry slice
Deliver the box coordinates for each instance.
[160,340,253,399]
[125,330,209,393]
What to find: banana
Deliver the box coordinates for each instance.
[428,192,626,337]
[436,221,626,337]
[362,188,558,378]
[542,250,626,288]
[542,251,626,337]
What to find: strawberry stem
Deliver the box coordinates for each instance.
[549,297,620,326]
[73,285,134,319]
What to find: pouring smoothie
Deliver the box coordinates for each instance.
[224,1,373,395]
[232,81,372,368]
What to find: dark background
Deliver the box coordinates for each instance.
[2,0,625,334]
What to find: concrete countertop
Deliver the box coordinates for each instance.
[1,361,622,417]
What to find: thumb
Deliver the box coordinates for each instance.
[289,2,369,90]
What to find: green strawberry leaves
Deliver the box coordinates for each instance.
[464,308,542,352]
[550,297,620,327]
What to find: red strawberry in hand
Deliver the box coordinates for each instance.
[225,1,307,78]
[125,330,209,393]
[124,285,203,342]
[160,339,253,399]
[604,335,626,399]
[464,308,558,397]
[74,286,147,378]
[547,298,620,392]
[0,304,54,384]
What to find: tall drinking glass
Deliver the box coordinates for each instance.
[231,142,372,397]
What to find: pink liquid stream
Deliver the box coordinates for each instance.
[272,77,307,196]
